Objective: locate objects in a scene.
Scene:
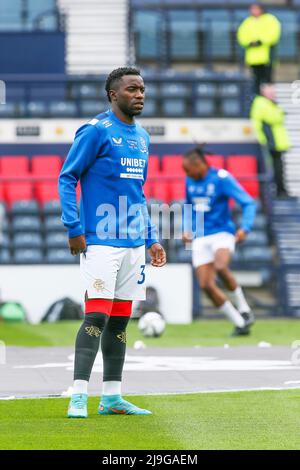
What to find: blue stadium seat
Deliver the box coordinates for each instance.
[269,10,298,60]
[194,98,216,117]
[11,200,39,216]
[49,102,77,118]
[220,98,241,117]
[0,233,11,249]
[219,84,240,97]
[176,248,192,263]
[27,0,56,26]
[0,0,22,31]
[243,247,273,263]
[81,101,107,117]
[72,84,99,99]
[0,248,11,263]
[0,103,17,118]
[162,98,187,117]
[13,248,44,264]
[144,83,159,98]
[195,83,218,97]
[45,232,68,248]
[160,83,190,97]
[27,101,48,117]
[242,231,268,247]
[11,215,41,232]
[201,10,231,60]
[168,11,200,60]
[44,215,65,232]
[46,249,77,264]
[140,99,158,117]
[42,200,61,215]
[12,232,43,249]
[133,11,161,60]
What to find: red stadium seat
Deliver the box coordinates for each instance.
[147,155,160,176]
[31,155,62,175]
[0,183,4,202]
[162,155,185,176]
[32,155,62,204]
[0,156,29,175]
[152,181,169,203]
[0,156,32,206]
[4,183,33,206]
[169,179,186,202]
[206,154,225,169]
[143,180,152,199]
[226,155,259,198]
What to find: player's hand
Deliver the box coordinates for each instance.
[148,243,167,267]
[182,232,193,243]
[68,235,86,256]
[235,229,247,244]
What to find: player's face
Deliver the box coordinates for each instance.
[113,75,145,117]
[182,158,207,180]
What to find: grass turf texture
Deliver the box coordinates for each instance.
[0,389,300,450]
[1,318,300,347]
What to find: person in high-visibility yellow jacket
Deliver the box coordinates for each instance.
[250,84,290,197]
[237,3,281,93]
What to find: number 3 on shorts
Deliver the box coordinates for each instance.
[137,264,146,285]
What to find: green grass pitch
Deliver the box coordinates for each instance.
[1,319,300,449]
[0,390,300,450]
[1,318,300,347]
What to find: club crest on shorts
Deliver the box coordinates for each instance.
[93,279,105,292]
[85,326,101,337]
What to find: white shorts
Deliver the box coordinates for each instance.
[80,245,146,301]
[192,232,235,268]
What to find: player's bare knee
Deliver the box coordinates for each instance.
[214,263,227,277]
[200,279,216,294]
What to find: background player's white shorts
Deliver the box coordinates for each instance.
[192,232,236,268]
[80,245,146,301]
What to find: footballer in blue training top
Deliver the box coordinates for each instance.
[182,147,256,336]
[59,67,166,418]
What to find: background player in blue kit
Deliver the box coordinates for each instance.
[182,147,256,336]
[59,67,166,418]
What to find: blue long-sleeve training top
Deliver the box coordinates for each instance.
[58,109,158,248]
[183,167,256,237]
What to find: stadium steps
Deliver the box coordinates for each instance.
[57,0,128,74]
[271,198,300,316]
[275,82,300,197]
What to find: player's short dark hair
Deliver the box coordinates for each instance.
[105,67,141,102]
[184,146,208,164]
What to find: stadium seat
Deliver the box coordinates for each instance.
[133,10,161,60]
[0,103,17,118]
[161,98,187,117]
[0,233,11,249]
[243,247,273,263]
[11,215,41,232]
[46,249,77,264]
[226,155,260,198]
[194,98,216,117]
[162,155,184,175]
[31,155,61,204]
[12,232,43,249]
[152,182,170,203]
[141,99,159,117]
[241,231,268,247]
[206,155,224,169]
[81,100,107,117]
[220,98,241,117]
[0,156,29,174]
[0,249,11,264]
[176,248,192,263]
[5,184,34,206]
[42,200,61,215]
[148,155,160,176]
[169,180,185,202]
[0,184,4,201]
[11,199,39,216]
[13,248,44,264]
[45,232,68,248]
[195,83,218,97]
[168,11,199,60]
[49,102,77,118]
[44,215,65,232]
[27,101,48,117]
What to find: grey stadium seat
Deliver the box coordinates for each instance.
[11,215,41,232]
[13,248,44,264]
[45,232,68,248]
[46,248,78,264]
[44,215,65,232]
[42,200,62,215]
[11,199,39,216]
[12,232,43,249]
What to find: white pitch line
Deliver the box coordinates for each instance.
[1,385,300,401]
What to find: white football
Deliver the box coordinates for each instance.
[138,312,166,337]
